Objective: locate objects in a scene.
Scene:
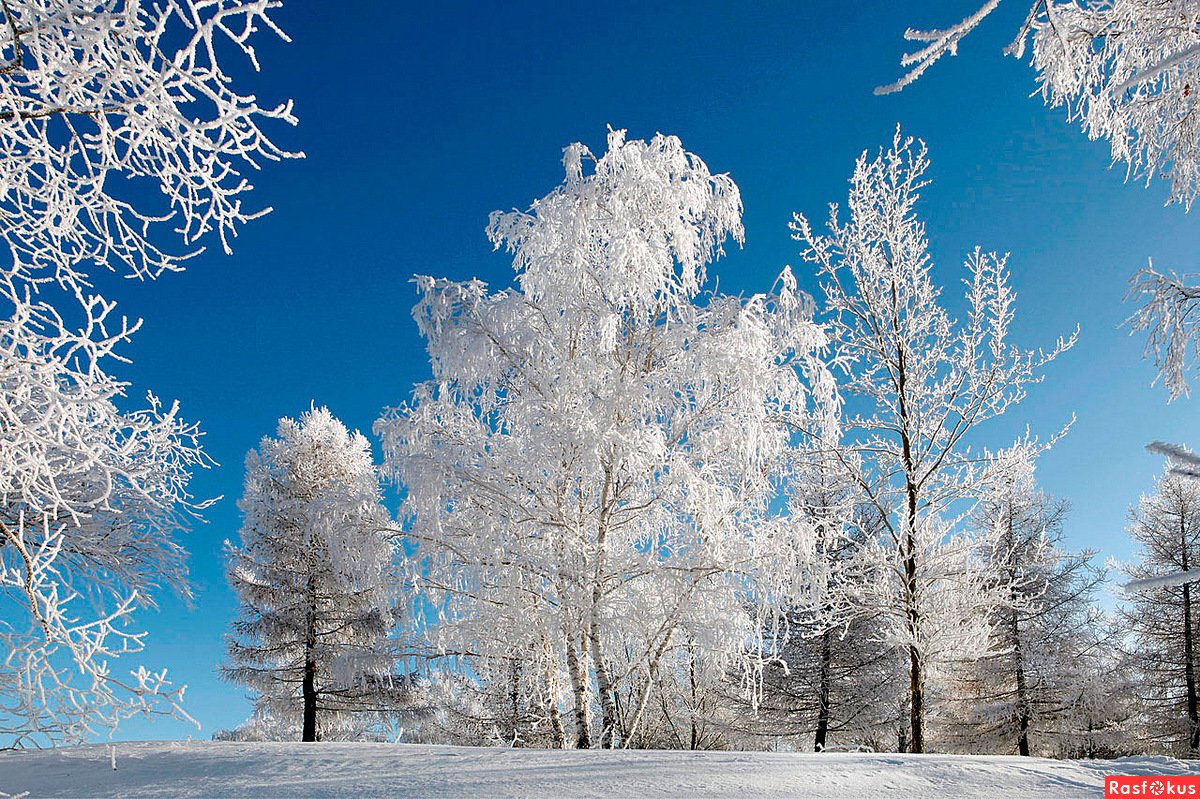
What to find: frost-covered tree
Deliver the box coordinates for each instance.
[377,128,836,749]
[942,445,1107,756]
[0,0,295,746]
[0,280,208,747]
[878,2,1200,398]
[1054,625,1138,758]
[733,453,903,753]
[1122,465,1200,754]
[791,130,1076,752]
[223,407,396,743]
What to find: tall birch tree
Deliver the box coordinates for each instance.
[791,129,1076,752]
[377,128,836,749]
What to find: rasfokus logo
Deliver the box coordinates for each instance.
[1107,777,1200,796]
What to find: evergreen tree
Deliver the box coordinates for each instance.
[223,406,396,742]
[943,446,1107,756]
[1123,466,1200,755]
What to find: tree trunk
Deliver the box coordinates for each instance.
[894,325,924,754]
[907,642,923,753]
[302,656,317,742]
[589,618,618,748]
[1013,619,1031,757]
[1006,495,1032,757]
[302,565,318,743]
[689,647,700,751]
[902,488,924,754]
[565,636,592,749]
[590,460,618,748]
[548,700,567,749]
[815,626,832,752]
[1181,523,1199,752]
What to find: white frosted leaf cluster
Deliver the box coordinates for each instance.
[378,129,837,749]
[1030,1,1200,209]
[0,280,208,747]
[882,2,1200,208]
[0,0,300,288]
[1126,266,1200,400]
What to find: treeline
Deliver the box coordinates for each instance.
[218,130,1200,759]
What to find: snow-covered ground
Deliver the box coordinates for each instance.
[3,742,1200,798]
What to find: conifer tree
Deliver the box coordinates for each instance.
[224,407,395,742]
[1123,466,1200,754]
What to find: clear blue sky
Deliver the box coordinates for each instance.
[99,0,1200,740]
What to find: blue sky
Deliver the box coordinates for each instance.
[99,0,1200,740]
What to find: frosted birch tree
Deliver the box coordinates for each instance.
[791,130,1076,752]
[223,407,396,743]
[377,128,836,749]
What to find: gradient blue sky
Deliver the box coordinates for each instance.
[98,0,1200,740]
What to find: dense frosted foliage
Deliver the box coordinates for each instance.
[1122,466,1200,754]
[0,0,299,288]
[941,446,1111,756]
[0,0,295,746]
[223,408,396,742]
[739,453,905,752]
[0,279,208,747]
[881,1,1200,208]
[377,129,837,749]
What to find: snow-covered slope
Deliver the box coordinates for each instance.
[3,742,1198,798]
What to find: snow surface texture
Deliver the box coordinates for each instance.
[3,743,1200,799]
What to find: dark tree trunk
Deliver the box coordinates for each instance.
[907,642,923,753]
[302,568,318,743]
[1181,525,1199,752]
[302,656,317,742]
[893,326,924,755]
[815,626,832,752]
[1005,497,1032,757]
[689,647,700,751]
[1013,625,1031,756]
[902,485,924,754]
